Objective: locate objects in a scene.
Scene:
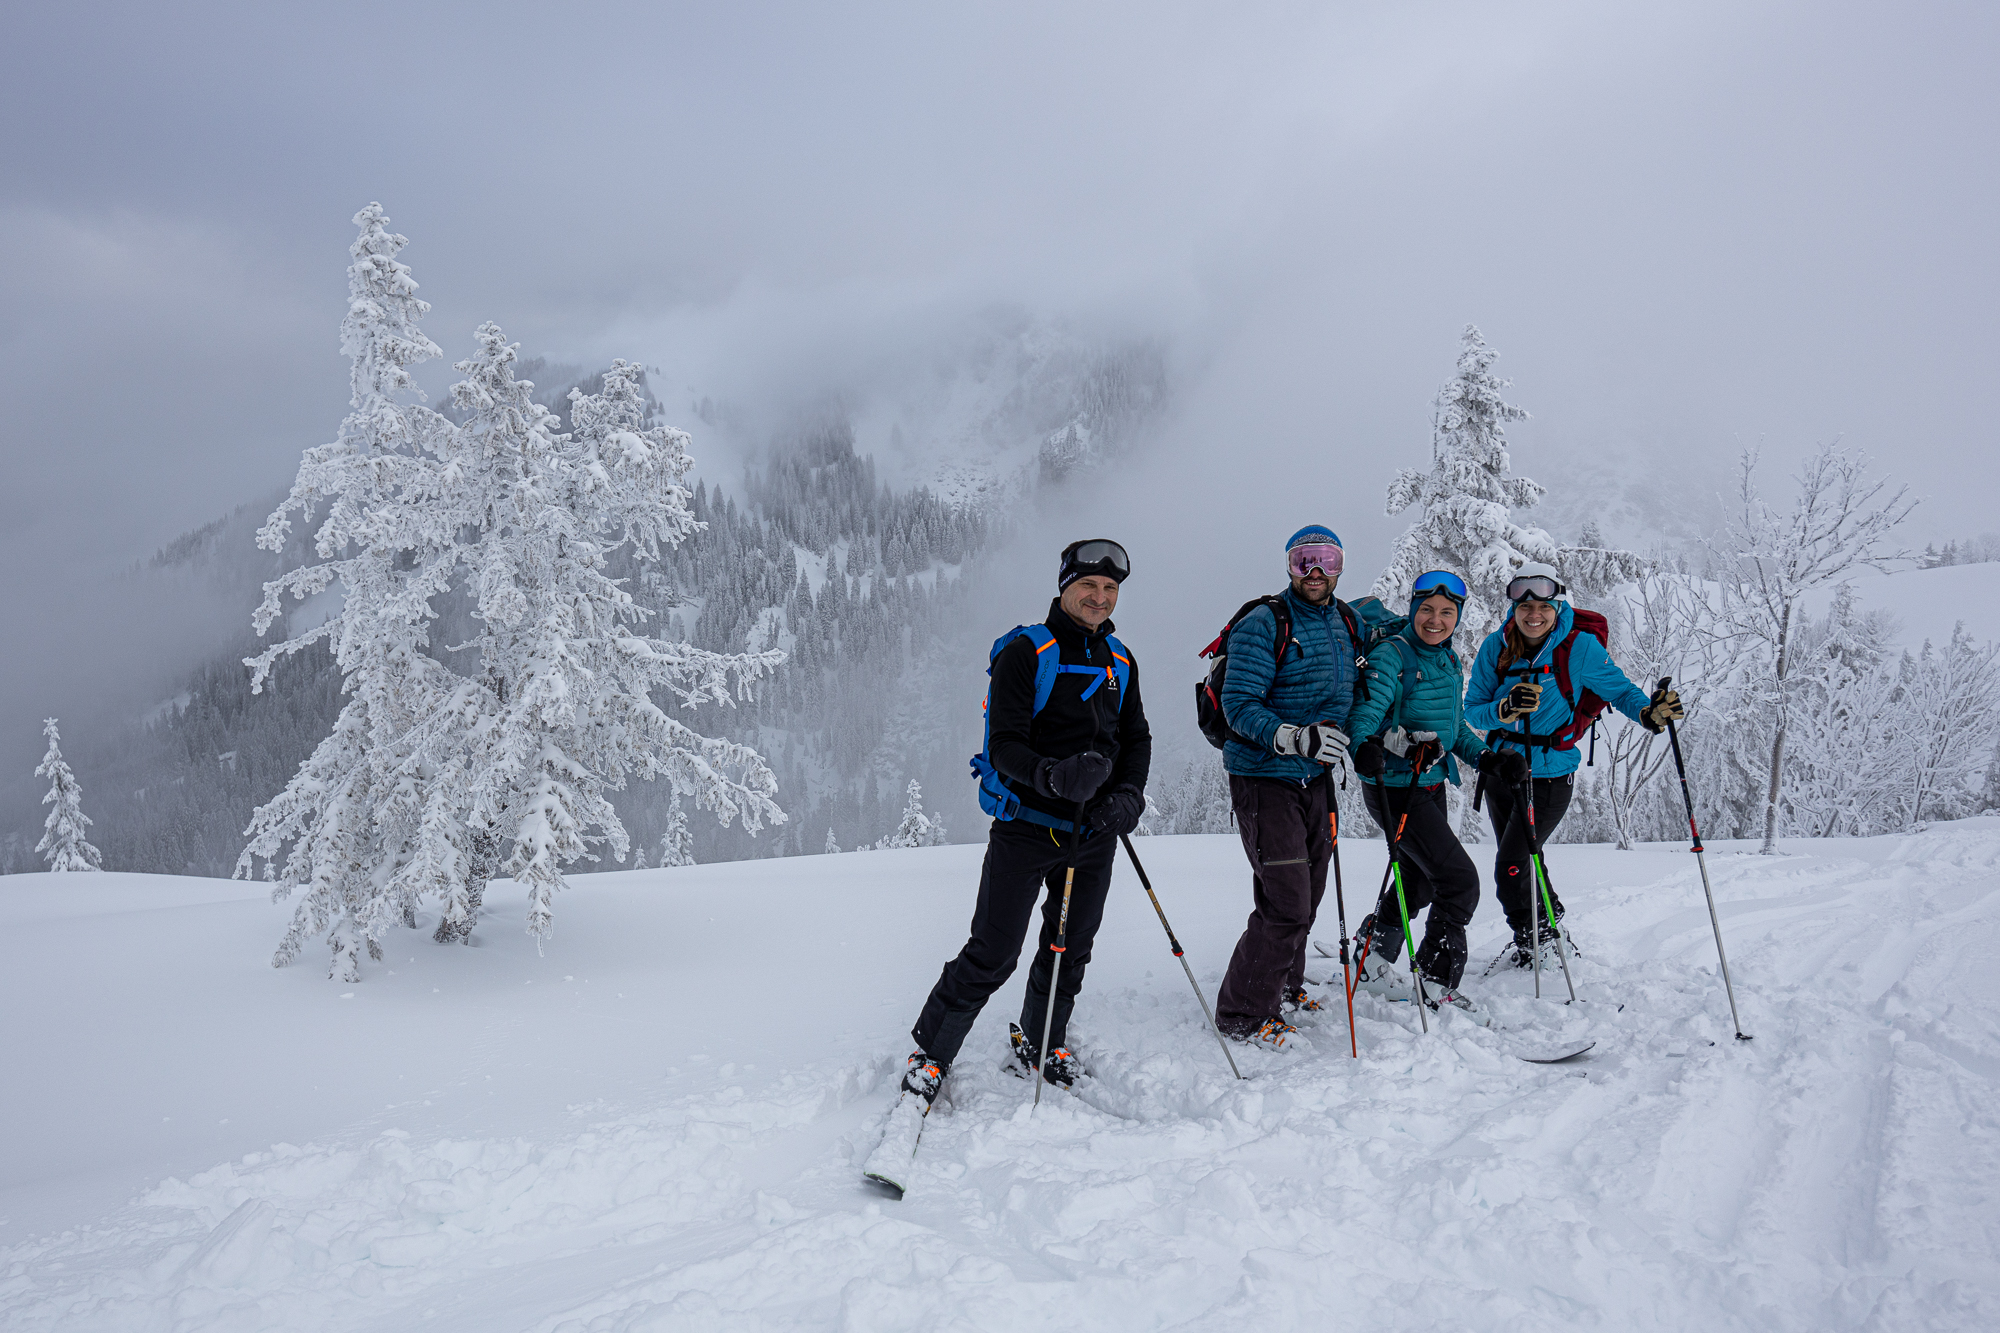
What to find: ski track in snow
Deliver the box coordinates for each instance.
[4,827,1999,1331]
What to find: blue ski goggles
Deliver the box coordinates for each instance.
[1411,570,1468,602]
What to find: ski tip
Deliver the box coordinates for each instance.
[862,1171,907,1200]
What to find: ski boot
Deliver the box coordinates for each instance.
[1006,1022,1084,1087]
[900,1050,944,1106]
[1424,986,1487,1024]
[1224,1016,1302,1051]
[1352,953,1416,1001]
[1282,985,1325,1015]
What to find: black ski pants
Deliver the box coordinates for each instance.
[1484,774,1574,933]
[1216,774,1330,1028]
[1361,781,1481,989]
[911,819,1116,1071]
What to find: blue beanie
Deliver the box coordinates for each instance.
[1285,525,1341,551]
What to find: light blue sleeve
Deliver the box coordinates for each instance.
[1573,632,1654,723]
[1462,631,1510,731]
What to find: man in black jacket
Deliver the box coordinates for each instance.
[902,539,1152,1102]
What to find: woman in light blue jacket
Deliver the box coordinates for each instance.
[1463,563,1682,967]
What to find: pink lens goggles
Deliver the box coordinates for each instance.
[1287,543,1344,579]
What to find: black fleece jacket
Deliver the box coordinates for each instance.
[988,599,1152,824]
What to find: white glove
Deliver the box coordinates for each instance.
[1274,722,1351,766]
[1381,727,1438,758]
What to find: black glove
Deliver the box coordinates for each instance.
[1038,751,1113,804]
[1497,681,1543,721]
[1085,784,1145,836]
[1640,686,1685,733]
[1479,748,1529,785]
[1352,738,1386,778]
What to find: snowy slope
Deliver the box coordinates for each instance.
[1802,563,2000,651]
[4,825,1998,1331]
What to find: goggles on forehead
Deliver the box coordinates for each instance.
[1411,570,1468,601]
[1286,543,1344,579]
[1507,574,1563,604]
[1060,538,1131,585]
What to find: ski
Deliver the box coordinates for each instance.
[1513,1040,1595,1063]
[860,1090,932,1198]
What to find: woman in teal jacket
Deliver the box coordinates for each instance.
[1345,572,1526,1006]
[1463,563,1682,966]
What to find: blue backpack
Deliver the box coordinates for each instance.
[969,624,1131,830]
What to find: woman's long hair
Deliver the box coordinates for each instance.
[1495,615,1539,676]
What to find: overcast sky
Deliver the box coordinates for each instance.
[2,1,1995,733]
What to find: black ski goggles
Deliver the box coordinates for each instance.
[1059,539,1131,586]
[1506,574,1563,604]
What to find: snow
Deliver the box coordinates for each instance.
[1803,563,2000,652]
[5,824,1998,1330]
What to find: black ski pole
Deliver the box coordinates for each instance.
[1517,776,1578,1004]
[1326,779,1357,1058]
[1120,835,1243,1079]
[1658,676,1751,1041]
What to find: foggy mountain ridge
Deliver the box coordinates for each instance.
[0,326,1171,877]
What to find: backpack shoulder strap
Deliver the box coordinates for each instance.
[989,625,1063,715]
[1104,633,1133,711]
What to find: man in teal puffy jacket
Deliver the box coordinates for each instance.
[1212,525,1358,1049]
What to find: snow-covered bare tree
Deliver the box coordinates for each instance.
[1704,446,1914,852]
[1596,569,1706,849]
[238,206,781,979]
[878,779,946,848]
[1900,625,2000,826]
[1774,585,1907,838]
[35,719,102,872]
[1373,326,1643,635]
[657,794,695,868]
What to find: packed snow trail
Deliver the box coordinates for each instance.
[3,825,1997,1330]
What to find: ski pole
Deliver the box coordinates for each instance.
[1516,777,1578,1003]
[1120,835,1242,1079]
[1658,676,1751,1042]
[1348,859,1395,992]
[1327,781,1358,1058]
[1383,778,1430,1031]
[1033,802,1085,1111]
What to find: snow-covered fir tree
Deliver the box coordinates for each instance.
[657,794,695,868]
[238,207,780,979]
[877,779,946,848]
[35,719,102,872]
[1373,326,1644,634]
[824,827,841,854]
[632,846,649,869]
[236,204,459,979]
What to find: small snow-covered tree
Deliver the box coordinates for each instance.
[1704,446,1914,852]
[632,846,649,870]
[1373,326,1644,635]
[35,719,102,872]
[877,779,946,848]
[657,794,695,868]
[824,827,841,854]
